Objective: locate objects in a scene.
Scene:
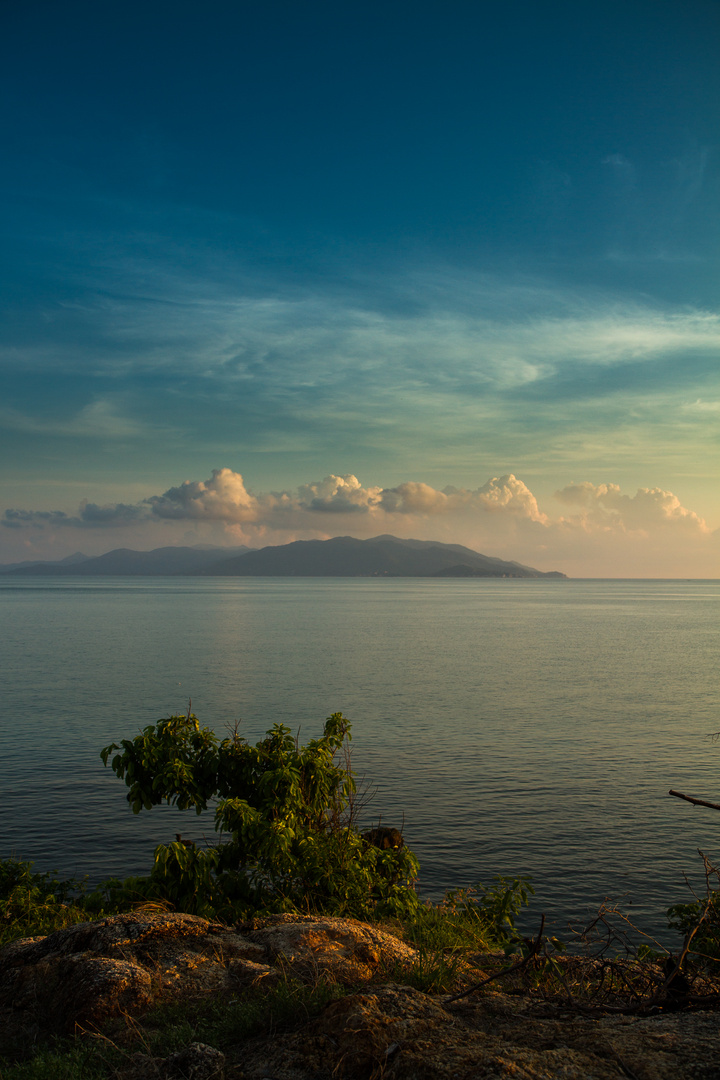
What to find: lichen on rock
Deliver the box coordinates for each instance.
[239,913,419,985]
[0,911,263,1036]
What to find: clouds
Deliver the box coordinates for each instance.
[1,5,718,581]
[149,469,262,522]
[1,193,718,572]
[297,475,383,514]
[141,470,549,530]
[4,211,720,401]
[2,467,716,578]
[555,482,710,535]
[8,265,720,395]
[1,230,718,534]
[0,399,146,439]
[3,508,74,530]
[378,476,547,522]
[78,501,149,526]
[2,469,542,534]
[3,500,148,530]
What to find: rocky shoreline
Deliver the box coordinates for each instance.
[1,911,719,1079]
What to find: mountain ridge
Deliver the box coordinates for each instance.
[2,545,252,576]
[203,535,566,578]
[1,536,566,578]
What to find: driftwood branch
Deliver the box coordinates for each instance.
[669,790,720,813]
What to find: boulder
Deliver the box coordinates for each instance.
[0,911,417,1043]
[230,983,720,1080]
[361,827,404,850]
[239,913,418,984]
[0,911,267,1037]
[123,1042,226,1080]
[164,1041,226,1079]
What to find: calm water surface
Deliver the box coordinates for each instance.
[2,577,719,942]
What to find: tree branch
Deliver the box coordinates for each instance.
[669,790,720,812]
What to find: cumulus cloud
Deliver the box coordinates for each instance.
[2,501,149,530]
[141,470,549,529]
[296,475,383,514]
[470,475,548,521]
[78,501,150,525]
[379,475,547,522]
[3,468,716,577]
[555,482,710,535]
[148,468,263,522]
[3,469,707,536]
[378,481,449,515]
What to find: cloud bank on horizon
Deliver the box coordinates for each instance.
[3,467,717,578]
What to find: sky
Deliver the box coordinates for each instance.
[1,0,718,577]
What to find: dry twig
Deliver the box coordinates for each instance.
[445,915,546,1004]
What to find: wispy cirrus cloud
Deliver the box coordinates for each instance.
[0,399,147,439]
[4,263,718,493]
[682,398,720,414]
[4,253,720,393]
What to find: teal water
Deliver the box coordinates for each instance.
[1,576,719,941]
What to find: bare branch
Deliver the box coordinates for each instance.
[669,790,720,812]
[445,914,546,1004]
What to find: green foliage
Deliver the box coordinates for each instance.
[101,712,419,919]
[137,974,345,1059]
[438,876,535,948]
[0,1044,107,1080]
[0,860,96,946]
[392,944,466,994]
[396,876,535,992]
[667,889,720,968]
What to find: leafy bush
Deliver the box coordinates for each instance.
[667,889,720,969]
[405,876,535,956]
[101,712,419,919]
[0,860,93,946]
[440,876,535,946]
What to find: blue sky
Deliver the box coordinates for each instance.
[1,0,718,575]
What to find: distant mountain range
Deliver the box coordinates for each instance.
[1,536,566,578]
[1,545,251,576]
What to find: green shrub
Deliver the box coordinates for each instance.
[441,876,535,945]
[0,860,96,945]
[667,889,720,969]
[101,712,420,920]
[406,876,535,954]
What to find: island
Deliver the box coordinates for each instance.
[2,535,566,578]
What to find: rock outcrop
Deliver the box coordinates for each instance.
[0,910,417,1041]
[239,912,418,984]
[233,984,720,1079]
[0,911,261,1036]
[2,911,720,1078]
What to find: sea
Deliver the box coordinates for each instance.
[2,576,719,944]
